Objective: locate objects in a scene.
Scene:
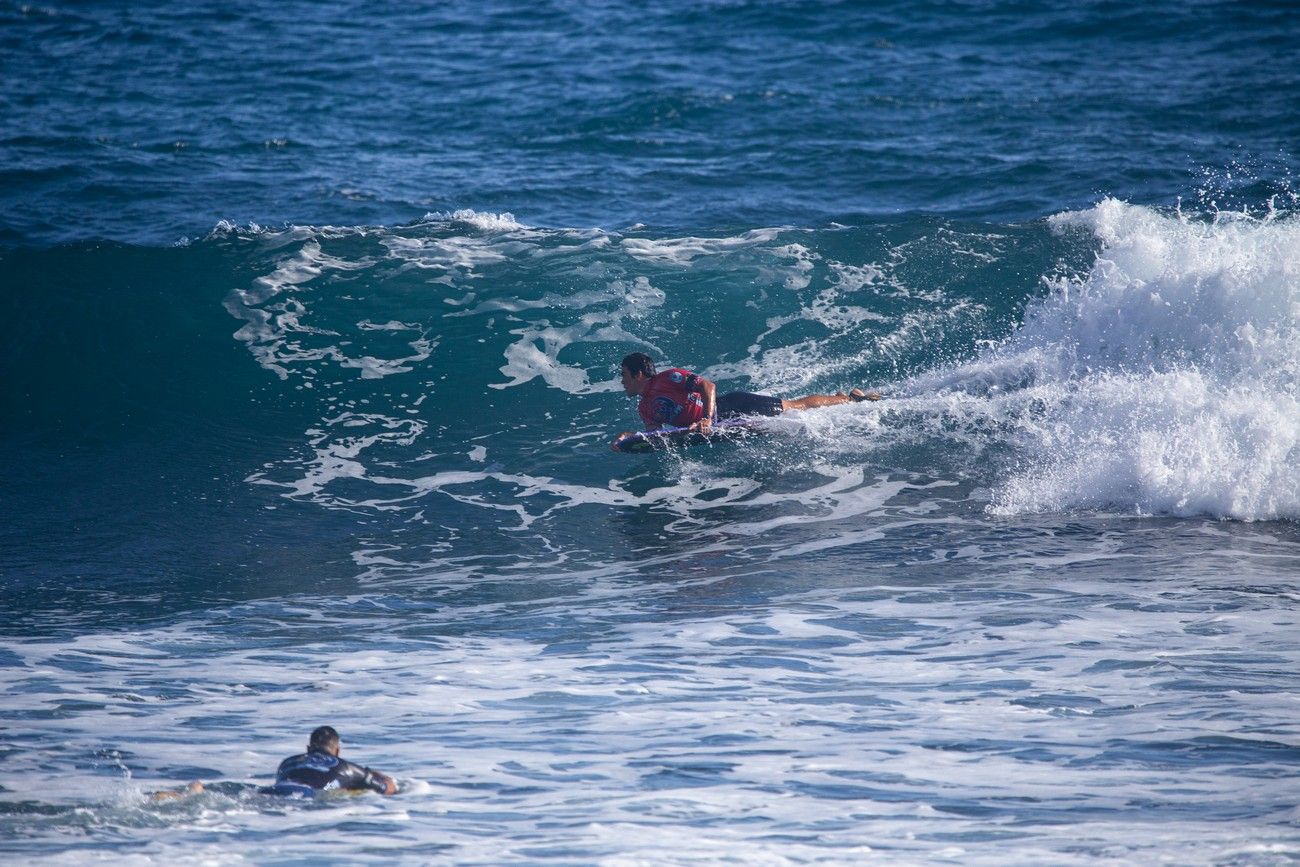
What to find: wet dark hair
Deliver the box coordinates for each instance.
[309,725,340,753]
[621,352,655,378]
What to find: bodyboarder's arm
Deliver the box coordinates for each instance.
[337,759,398,796]
[689,376,716,431]
[368,769,398,796]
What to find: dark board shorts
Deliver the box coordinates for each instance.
[717,391,783,419]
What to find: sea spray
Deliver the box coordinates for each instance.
[986,199,1300,519]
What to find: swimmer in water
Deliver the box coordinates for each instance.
[261,725,398,797]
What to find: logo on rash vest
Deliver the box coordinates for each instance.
[668,371,684,383]
[651,396,681,424]
[300,754,337,771]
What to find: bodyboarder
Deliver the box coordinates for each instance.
[261,725,398,797]
[611,352,879,450]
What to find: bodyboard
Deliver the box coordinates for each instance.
[613,417,763,453]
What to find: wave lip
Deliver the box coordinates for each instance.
[985,199,1300,521]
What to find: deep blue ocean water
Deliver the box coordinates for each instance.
[2,1,1299,863]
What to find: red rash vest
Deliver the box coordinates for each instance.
[638,368,706,429]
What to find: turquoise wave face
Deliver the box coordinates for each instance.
[6,202,1299,631]
[1,214,1061,446]
[4,214,1066,613]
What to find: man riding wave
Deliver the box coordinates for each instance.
[612,352,879,450]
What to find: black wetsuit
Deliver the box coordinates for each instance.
[261,749,389,797]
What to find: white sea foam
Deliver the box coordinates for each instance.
[5,564,1297,864]
[490,276,666,394]
[381,232,522,286]
[422,209,530,232]
[764,242,818,290]
[620,228,783,265]
[948,198,1300,520]
[705,272,973,396]
[224,235,445,383]
[223,240,377,380]
[356,319,421,332]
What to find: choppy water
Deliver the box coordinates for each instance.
[2,1,1299,864]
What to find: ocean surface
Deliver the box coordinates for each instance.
[2,1,1299,863]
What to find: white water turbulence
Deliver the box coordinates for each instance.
[926,199,1300,521]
